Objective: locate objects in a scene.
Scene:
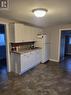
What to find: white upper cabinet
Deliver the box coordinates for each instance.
[15,23,24,42]
[10,23,24,43]
[9,22,42,43]
[23,25,33,42]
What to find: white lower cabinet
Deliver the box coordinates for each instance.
[20,52,31,74]
[12,49,41,75]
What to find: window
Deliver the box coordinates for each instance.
[0,34,5,46]
[69,37,71,44]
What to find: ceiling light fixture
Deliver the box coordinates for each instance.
[32,8,47,18]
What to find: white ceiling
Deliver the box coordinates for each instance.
[0,0,71,27]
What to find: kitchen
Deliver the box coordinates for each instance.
[0,0,71,94]
[9,22,49,75]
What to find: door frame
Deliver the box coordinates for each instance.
[58,28,71,62]
[0,21,11,72]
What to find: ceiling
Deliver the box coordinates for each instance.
[0,0,71,27]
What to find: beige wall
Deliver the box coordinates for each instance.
[44,24,71,62]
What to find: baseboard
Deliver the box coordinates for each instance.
[49,59,59,62]
[41,60,49,64]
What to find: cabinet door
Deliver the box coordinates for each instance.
[14,23,24,42]
[34,50,41,64]
[21,52,31,73]
[11,53,21,74]
[21,53,28,73]
[30,50,41,67]
[30,27,37,41]
[29,51,35,66]
[23,25,36,42]
[23,26,31,42]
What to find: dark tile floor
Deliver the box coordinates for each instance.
[0,56,71,95]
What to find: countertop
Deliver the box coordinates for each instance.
[11,47,41,54]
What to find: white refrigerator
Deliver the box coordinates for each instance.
[35,34,49,63]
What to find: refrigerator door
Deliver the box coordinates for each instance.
[37,35,48,43]
[42,35,48,44]
[35,35,49,63]
[35,35,47,46]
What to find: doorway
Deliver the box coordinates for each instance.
[59,30,71,62]
[0,24,8,81]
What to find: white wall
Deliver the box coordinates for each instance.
[44,24,71,62]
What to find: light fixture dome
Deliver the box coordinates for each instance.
[32,8,47,17]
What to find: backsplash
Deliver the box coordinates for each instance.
[10,41,35,52]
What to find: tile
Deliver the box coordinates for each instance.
[0,56,71,95]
